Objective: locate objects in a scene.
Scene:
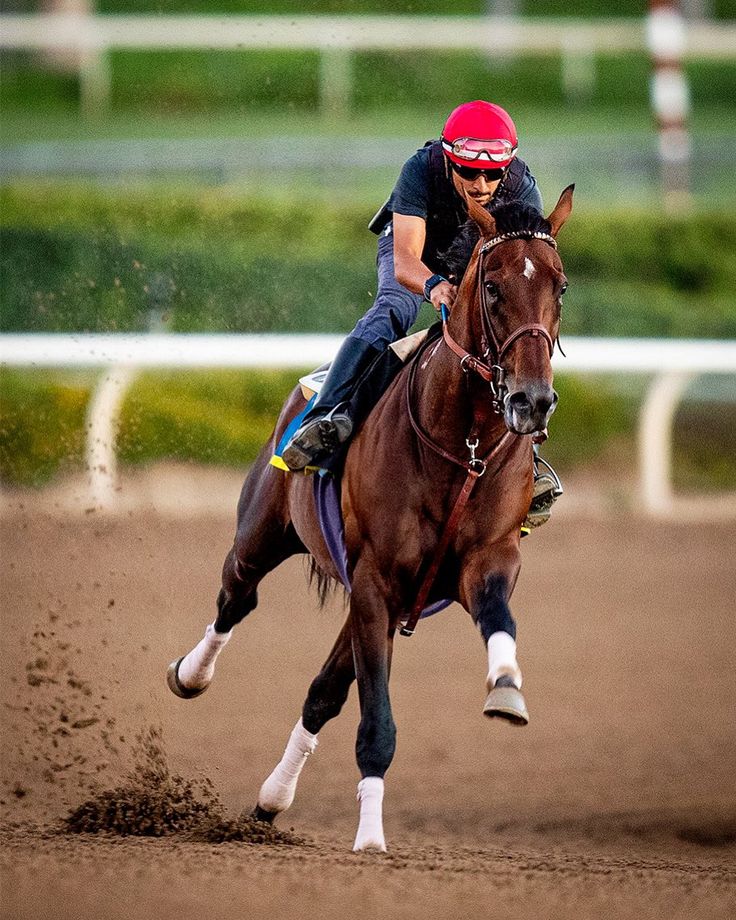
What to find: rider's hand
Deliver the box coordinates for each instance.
[430,281,457,313]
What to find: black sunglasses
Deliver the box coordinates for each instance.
[450,161,505,182]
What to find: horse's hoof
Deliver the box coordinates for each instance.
[483,678,529,726]
[166,657,209,700]
[250,805,277,825]
[353,841,388,853]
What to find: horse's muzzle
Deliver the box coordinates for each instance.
[504,385,558,436]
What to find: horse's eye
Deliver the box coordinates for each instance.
[558,282,568,303]
[484,281,499,300]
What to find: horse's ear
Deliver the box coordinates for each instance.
[464,190,497,239]
[547,184,575,237]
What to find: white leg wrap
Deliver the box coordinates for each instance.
[486,630,523,690]
[353,777,387,852]
[257,719,318,814]
[178,622,232,689]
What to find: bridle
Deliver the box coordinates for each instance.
[441,230,559,414]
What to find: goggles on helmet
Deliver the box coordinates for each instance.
[441,136,517,163]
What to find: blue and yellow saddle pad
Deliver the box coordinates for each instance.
[270,370,328,473]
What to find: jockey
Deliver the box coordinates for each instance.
[282,100,562,527]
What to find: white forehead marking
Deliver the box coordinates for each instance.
[523,257,536,280]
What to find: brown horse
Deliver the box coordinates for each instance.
[167,186,574,851]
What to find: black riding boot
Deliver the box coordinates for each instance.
[282,335,382,471]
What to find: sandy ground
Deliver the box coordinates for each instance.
[1,473,735,920]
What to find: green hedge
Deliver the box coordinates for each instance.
[2,183,735,339]
[0,367,634,487]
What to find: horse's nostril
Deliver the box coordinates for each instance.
[508,392,532,416]
[508,388,556,423]
[508,392,530,407]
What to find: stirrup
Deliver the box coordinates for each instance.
[532,455,563,505]
[522,457,563,534]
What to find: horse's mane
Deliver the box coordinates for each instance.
[443,200,552,283]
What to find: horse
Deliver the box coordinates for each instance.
[166,186,574,852]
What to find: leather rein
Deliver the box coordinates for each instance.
[400,230,558,637]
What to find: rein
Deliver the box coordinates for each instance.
[400,229,557,638]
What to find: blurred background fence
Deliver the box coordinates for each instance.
[1,1,735,513]
[3,13,735,118]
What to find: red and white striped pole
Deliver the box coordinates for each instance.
[646,0,692,209]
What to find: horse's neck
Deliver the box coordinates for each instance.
[410,331,506,463]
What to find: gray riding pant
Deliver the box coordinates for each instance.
[351,224,425,350]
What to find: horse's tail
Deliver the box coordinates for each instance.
[306,556,347,610]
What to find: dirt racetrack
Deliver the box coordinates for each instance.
[1,472,735,920]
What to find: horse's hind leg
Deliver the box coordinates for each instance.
[256,569,397,853]
[253,615,355,822]
[167,450,302,699]
[348,559,397,852]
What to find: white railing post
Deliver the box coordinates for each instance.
[319,49,352,119]
[79,47,111,118]
[638,370,694,516]
[561,28,597,102]
[85,365,138,510]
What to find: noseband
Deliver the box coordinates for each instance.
[442,230,558,414]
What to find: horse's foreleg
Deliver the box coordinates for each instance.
[462,556,529,726]
[301,616,356,734]
[253,617,355,822]
[478,573,523,687]
[350,563,395,852]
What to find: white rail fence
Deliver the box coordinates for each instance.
[2,14,736,116]
[2,333,736,519]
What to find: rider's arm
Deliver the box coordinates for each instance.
[393,213,457,312]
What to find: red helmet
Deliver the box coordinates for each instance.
[441,101,518,169]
